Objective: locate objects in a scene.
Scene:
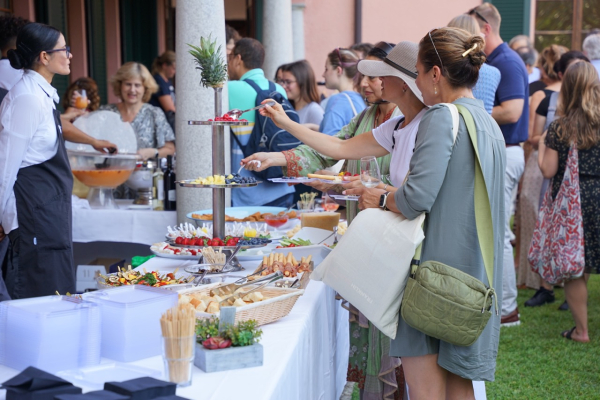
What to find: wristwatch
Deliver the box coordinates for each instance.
[379,191,390,211]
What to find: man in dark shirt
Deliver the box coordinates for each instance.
[471,3,529,327]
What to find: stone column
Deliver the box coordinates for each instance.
[262,0,294,79]
[291,3,306,61]
[176,0,230,224]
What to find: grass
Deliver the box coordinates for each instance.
[348,276,599,400]
[487,275,600,399]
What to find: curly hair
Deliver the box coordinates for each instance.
[62,77,101,111]
[0,15,29,53]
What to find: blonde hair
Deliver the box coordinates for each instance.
[556,62,600,149]
[538,44,568,81]
[447,15,480,36]
[472,3,501,34]
[151,50,176,75]
[111,62,158,103]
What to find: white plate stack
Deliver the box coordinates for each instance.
[0,296,101,372]
[83,285,178,362]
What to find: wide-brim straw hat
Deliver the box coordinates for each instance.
[357,41,423,103]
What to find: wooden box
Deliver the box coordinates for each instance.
[194,343,263,373]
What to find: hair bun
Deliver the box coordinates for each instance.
[7,48,25,70]
[466,36,486,67]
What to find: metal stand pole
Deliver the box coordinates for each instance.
[212,86,225,239]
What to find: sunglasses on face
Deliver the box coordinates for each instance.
[45,46,71,58]
[468,8,489,24]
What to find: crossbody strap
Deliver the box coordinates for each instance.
[342,92,358,116]
[412,104,494,290]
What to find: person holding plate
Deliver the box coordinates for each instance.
[241,41,427,399]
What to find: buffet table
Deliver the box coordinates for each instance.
[72,199,177,245]
[0,257,350,400]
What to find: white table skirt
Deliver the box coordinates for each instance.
[0,257,350,400]
[72,200,177,245]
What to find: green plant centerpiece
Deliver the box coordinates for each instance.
[188,35,228,88]
[196,317,262,350]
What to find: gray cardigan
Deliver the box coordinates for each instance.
[392,98,506,382]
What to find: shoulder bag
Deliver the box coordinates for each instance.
[400,104,498,347]
[527,143,585,284]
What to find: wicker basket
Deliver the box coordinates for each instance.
[179,285,304,326]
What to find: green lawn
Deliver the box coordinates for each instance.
[487,274,600,399]
[349,276,599,399]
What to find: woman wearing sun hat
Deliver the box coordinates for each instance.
[242,42,427,399]
[242,41,427,203]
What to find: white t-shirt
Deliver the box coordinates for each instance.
[0,59,24,90]
[372,108,428,187]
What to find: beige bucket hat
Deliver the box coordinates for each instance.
[357,41,423,103]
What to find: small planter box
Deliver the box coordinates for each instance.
[194,343,263,373]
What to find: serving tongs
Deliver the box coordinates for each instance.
[218,271,283,307]
[225,101,276,120]
[209,267,269,297]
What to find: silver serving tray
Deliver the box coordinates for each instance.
[177,179,261,188]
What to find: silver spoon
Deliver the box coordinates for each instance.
[225,101,276,120]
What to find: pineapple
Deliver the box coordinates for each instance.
[188,35,228,88]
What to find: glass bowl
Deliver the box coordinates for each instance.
[264,213,289,229]
[67,150,139,209]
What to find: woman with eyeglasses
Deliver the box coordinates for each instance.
[320,47,366,135]
[277,60,324,130]
[243,41,427,399]
[0,23,78,298]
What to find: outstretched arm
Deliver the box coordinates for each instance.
[251,100,387,161]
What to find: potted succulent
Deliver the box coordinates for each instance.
[194,317,264,372]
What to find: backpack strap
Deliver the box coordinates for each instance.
[544,91,559,132]
[341,92,358,116]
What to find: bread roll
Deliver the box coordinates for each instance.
[195,299,208,312]
[189,297,201,308]
[206,301,220,313]
[233,298,247,307]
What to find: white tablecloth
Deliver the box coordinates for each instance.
[72,200,177,245]
[0,257,350,400]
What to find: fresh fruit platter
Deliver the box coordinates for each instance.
[177,173,260,188]
[207,113,248,122]
[151,242,203,257]
[169,235,271,248]
[96,266,194,288]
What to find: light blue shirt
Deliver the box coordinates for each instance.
[227,69,295,206]
[473,63,501,115]
[319,91,365,135]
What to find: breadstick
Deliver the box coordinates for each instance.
[306,255,312,264]
[269,253,274,267]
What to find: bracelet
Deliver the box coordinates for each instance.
[154,148,159,158]
[383,184,388,191]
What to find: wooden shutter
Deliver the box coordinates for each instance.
[85,0,107,104]
[488,0,532,43]
[35,0,69,111]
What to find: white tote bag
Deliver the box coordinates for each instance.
[311,104,459,339]
[311,208,425,339]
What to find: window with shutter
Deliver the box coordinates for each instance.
[488,0,532,43]
[120,0,158,71]
[85,0,107,104]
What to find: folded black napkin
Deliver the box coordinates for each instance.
[54,390,130,400]
[103,378,176,400]
[1,367,82,400]
[153,396,189,400]
[152,397,189,400]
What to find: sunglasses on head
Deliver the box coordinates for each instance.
[468,8,489,24]
[428,29,444,72]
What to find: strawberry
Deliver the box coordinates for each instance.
[183,238,191,245]
[225,238,237,246]
[344,171,352,176]
[175,236,183,244]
